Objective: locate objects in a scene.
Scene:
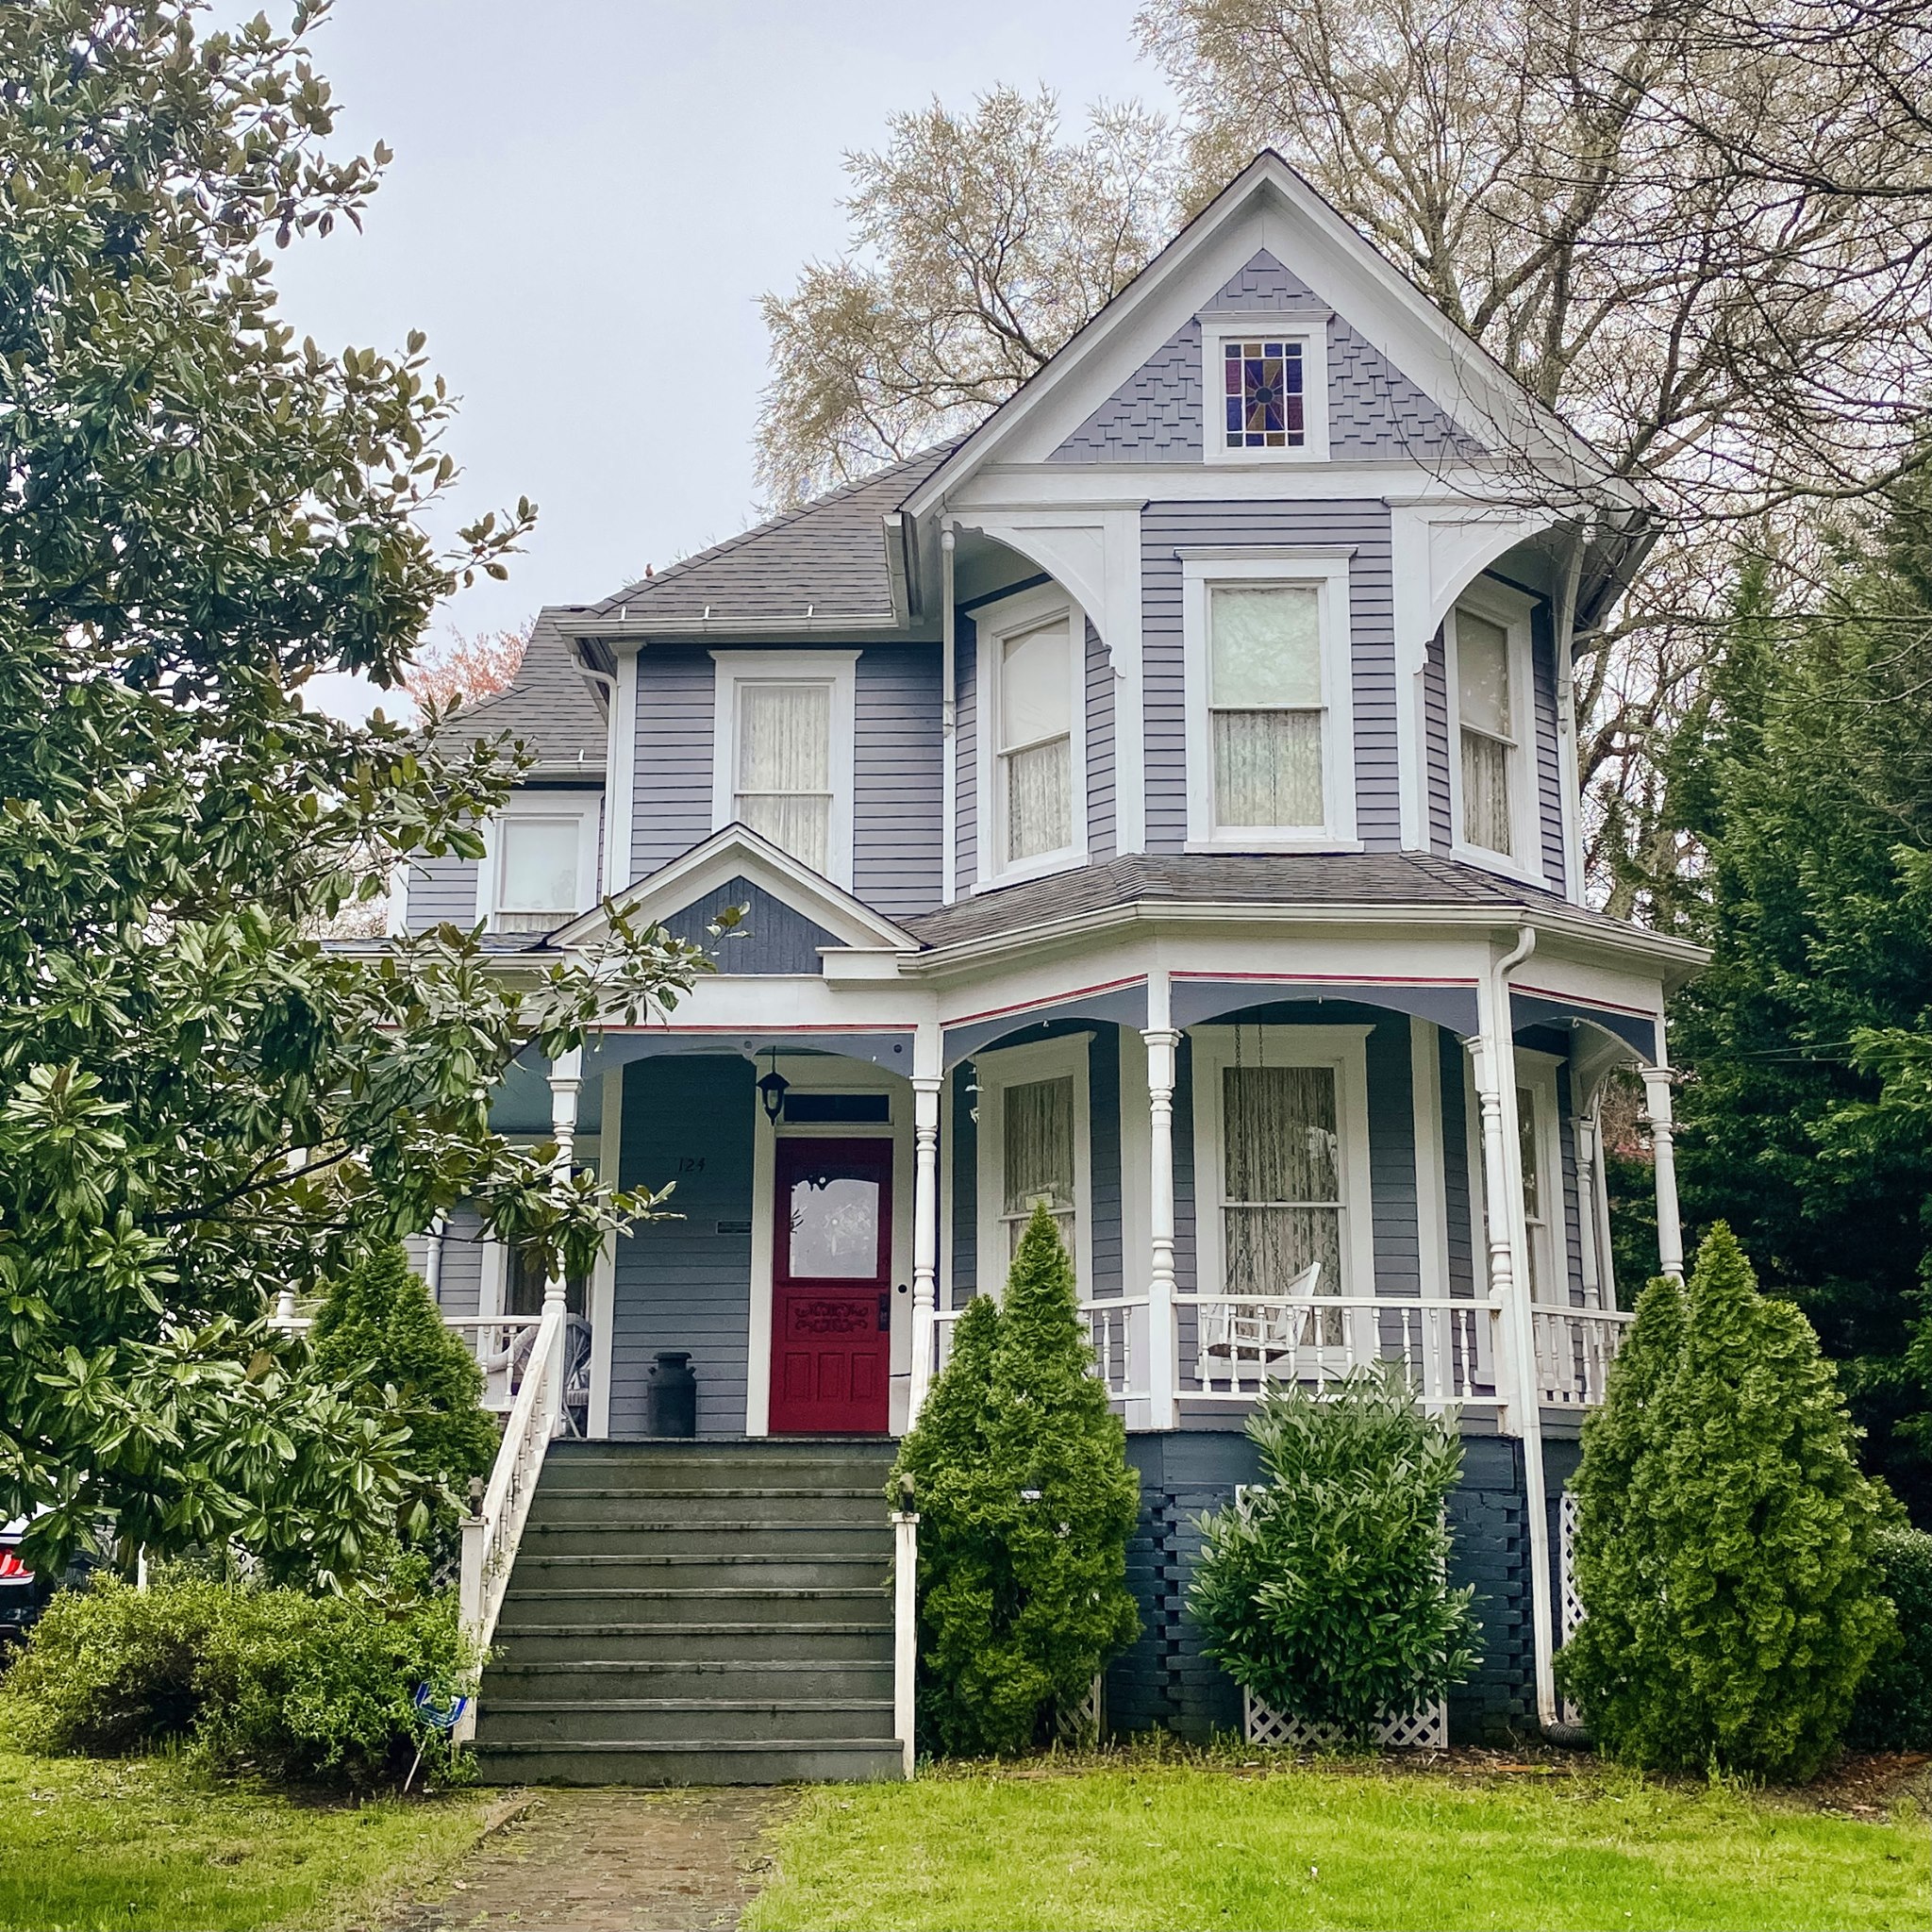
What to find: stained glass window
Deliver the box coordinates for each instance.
[1224,339,1304,449]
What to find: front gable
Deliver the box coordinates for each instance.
[1049,251,1481,466]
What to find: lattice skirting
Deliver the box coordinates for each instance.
[1056,1674,1104,1746]
[1243,1688,1447,1751]
[1557,1489,1583,1725]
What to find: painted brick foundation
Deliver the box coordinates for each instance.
[1109,1426,1562,1745]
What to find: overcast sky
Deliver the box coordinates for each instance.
[268,1,1174,720]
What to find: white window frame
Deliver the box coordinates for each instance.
[709,649,858,888]
[1182,552,1357,851]
[1513,1048,1565,1306]
[475,789,603,933]
[1191,1024,1376,1303]
[1201,319,1331,466]
[972,583,1088,889]
[1445,579,1543,882]
[973,1034,1094,1300]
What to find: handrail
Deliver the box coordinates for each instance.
[455,1299,567,1743]
[891,1506,918,1780]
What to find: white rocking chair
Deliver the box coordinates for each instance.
[1196,1260,1323,1384]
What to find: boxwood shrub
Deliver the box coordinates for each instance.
[1846,1525,1932,1751]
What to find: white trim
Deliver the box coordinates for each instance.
[745,1055,909,1437]
[708,649,858,890]
[604,645,640,895]
[588,1063,623,1438]
[475,790,604,932]
[971,582,1089,890]
[973,1034,1095,1299]
[1201,318,1331,466]
[1190,1023,1376,1301]
[1410,1016,1450,1300]
[1182,554,1357,849]
[1445,580,1545,884]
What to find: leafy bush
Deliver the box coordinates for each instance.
[310,1239,498,1543]
[1557,1225,1895,1781]
[891,1204,1141,1756]
[1846,1525,1932,1750]
[1187,1364,1478,1742]
[2,1563,475,1790]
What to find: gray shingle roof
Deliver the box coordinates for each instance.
[586,443,958,627]
[901,852,1649,950]
[439,610,608,774]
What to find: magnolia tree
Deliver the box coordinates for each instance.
[0,3,704,1582]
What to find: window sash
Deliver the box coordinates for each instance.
[999,1073,1077,1262]
[1219,1064,1344,1301]
[1003,735,1073,861]
[496,816,581,914]
[1460,724,1514,856]
[734,680,832,871]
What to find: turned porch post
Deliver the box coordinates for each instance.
[543,1047,583,1433]
[1639,1064,1685,1282]
[908,1074,942,1423]
[1143,1023,1180,1431]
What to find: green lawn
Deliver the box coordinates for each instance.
[744,1758,1931,1932]
[0,1730,490,1932]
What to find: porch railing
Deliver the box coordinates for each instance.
[924,1292,1631,1415]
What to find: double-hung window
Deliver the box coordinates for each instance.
[478,791,601,933]
[1447,589,1538,874]
[974,1036,1092,1295]
[1182,555,1356,849]
[711,651,857,885]
[976,589,1083,884]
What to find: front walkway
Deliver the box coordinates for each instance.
[378,1788,789,1932]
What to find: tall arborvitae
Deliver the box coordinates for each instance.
[891,1206,1140,1756]
[1558,1225,1894,1778]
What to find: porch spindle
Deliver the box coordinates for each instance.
[1639,1065,1684,1282]
[908,1076,941,1420]
[1142,1025,1180,1430]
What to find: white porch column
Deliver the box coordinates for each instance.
[1142,1022,1180,1432]
[544,1048,583,1434]
[1640,1064,1685,1281]
[1572,1102,1604,1309]
[908,1074,942,1423]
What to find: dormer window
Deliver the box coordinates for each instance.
[974,587,1086,886]
[1203,322,1329,463]
[477,791,601,933]
[1446,587,1540,876]
[1224,339,1303,449]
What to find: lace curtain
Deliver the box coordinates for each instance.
[1208,586,1324,828]
[1221,1064,1343,1298]
[736,682,831,872]
[1003,1074,1076,1260]
[497,817,579,913]
[1457,611,1513,855]
[1000,618,1072,861]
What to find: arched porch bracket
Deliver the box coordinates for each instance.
[1170,975,1479,1037]
[941,980,1150,1069]
[1507,991,1657,1064]
[576,1029,919,1076]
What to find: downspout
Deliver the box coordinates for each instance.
[1490,925,1568,1740]
[424,1211,446,1301]
[941,522,958,906]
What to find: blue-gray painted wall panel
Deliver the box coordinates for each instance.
[1088,1029,1124,1298]
[660,876,838,974]
[855,645,943,914]
[1365,1016,1422,1296]
[609,1056,755,1436]
[1141,499,1399,853]
[418,1205,487,1319]
[632,644,715,875]
[1085,618,1117,862]
[950,1062,976,1304]
[1441,1028,1477,1296]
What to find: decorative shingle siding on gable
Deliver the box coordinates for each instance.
[631,644,716,877]
[1140,499,1400,852]
[855,645,943,914]
[659,876,839,975]
[1050,250,1480,464]
[1084,617,1117,862]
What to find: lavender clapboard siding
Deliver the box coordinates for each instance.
[1051,250,1480,464]
[631,644,715,875]
[1141,499,1399,853]
[1088,1029,1124,1297]
[1440,1028,1477,1297]
[1531,607,1568,892]
[950,1062,977,1303]
[1085,618,1117,862]
[416,1204,487,1318]
[1557,1061,1587,1304]
[855,645,944,913]
[1365,1016,1422,1296]
[608,1055,755,1436]
[1424,626,1454,854]
[405,851,478,932]
[953,617,978,895]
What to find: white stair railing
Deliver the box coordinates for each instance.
[890,1499,919,1780]
[455,1298,568,1742]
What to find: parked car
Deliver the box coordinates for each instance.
[0,1513,56,1650]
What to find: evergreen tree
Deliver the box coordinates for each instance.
[310,1241,497,1542]
[1558,1225,1894,1780]
[891,1207,1140,1756]
[1188,1364,1478,1744]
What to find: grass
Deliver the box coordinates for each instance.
[0,1727,491,1932]
[743,1755,1932,1932]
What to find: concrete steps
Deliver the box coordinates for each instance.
[476,1437,903,1786]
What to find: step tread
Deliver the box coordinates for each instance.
[514,1552,886,1567]
[525,1519,891,1531]
[493,1621,891,1636]
[479,1737,901,1754]
[484,1696,892,1713]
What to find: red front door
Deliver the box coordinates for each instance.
[769,1137,894,1434]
